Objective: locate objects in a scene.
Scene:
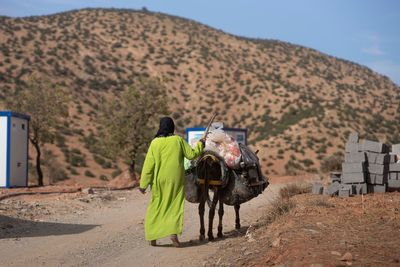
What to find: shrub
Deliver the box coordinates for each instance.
[284,159,304,175]
[255,183,308,227]
[55,134,66,148]
[279,183,311,199]
[320,152,343,173]
[311,198,335,208]
[69,167,79,175]
[69,153,86,167]
[84,170,95,178]
[301,159,314,167]
[43,150,68,183]
[99,175,108,181]
[111,169,122,178]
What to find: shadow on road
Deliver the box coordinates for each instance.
[0,215,98,239]
[155,226,249,248]
[156,239,208,248]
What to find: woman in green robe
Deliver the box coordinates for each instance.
[139,117,204,247]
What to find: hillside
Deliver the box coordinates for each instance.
[0,8,399,184]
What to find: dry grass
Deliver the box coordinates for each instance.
[310,197,335,208]
[279,182,311,199]
[209,192,400,267]
[256,183,311,227]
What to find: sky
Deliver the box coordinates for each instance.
[1,0,399,85]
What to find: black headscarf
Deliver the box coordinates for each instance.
[155,117,175,138]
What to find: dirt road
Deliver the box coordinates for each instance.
[0,184,280,267]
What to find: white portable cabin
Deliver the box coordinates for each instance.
[0,111,30,188]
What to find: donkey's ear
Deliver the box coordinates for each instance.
[255,150,259,155]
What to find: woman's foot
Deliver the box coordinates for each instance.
[150,240,157,246]
[170,234,180,247]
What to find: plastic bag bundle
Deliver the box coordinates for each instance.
[205,129,241,168]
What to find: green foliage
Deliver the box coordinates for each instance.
[99,77,169,171]
[68,167,79,175]
[284,159,304,175]
[320,152,343,173]
[8,75,69,144]
[43,150,69,183]
[84,170,95,178]
[93,154,112,168]
[300,159,314,167]
[256,104,324,141]
[99,175,109,181]
[111,168,122,178]
[6,74,69,185]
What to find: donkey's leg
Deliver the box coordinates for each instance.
[199,196,206,241]
[234,204,241,230]
[217,197,224,238]
[208,190,219,241]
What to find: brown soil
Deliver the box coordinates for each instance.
[205,192,400,266]
[1,178,399,266]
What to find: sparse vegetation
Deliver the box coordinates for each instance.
[6,75,69,186]
[84,170,95,178]
[320,152,343,173]
[0,9,399,179]
[99,77,169,173]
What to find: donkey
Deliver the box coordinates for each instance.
[185,144,268,241]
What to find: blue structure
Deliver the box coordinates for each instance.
[0,111,30,188]
[186,127,247,146]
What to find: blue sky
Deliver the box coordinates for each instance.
[1,0,399,85]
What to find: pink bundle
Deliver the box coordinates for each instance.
[205,129,241,168]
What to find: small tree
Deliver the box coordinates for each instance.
[99,77,169,174]
[7,75,69,186]
[320,152,343,173]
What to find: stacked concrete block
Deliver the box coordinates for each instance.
[353,183,368,195]
[387,158,400,191]
[339,184,355,198]
[313,134,399,196]
[330,172,341,183]
[391,144,400,155]
[360,137,389,193]
[368,184,387,193]
[361,140,389,154]
[340,133,368,195]
[328,133,391,197]
[325,181,341,196]
[312,182,324,194]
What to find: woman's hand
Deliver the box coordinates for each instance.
[199,138,206,147]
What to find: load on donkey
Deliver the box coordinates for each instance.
[185,115,269,241]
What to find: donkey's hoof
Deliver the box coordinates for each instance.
[208,235,215,241]
[217,232,224,238]
[235,224,241,230]
[199,235,205,241]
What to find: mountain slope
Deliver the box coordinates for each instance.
[0,8,399,182]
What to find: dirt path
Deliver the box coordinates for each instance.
[0,184,281,267]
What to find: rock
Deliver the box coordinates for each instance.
[331,251,341,256]
[82,188,94,194]
[272,237,281,247]
[247,236,256,242]
[108,170,138,188]
[340,252,353,261]
[244,251,253,256]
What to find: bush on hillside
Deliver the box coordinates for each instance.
[320,152,343,173]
